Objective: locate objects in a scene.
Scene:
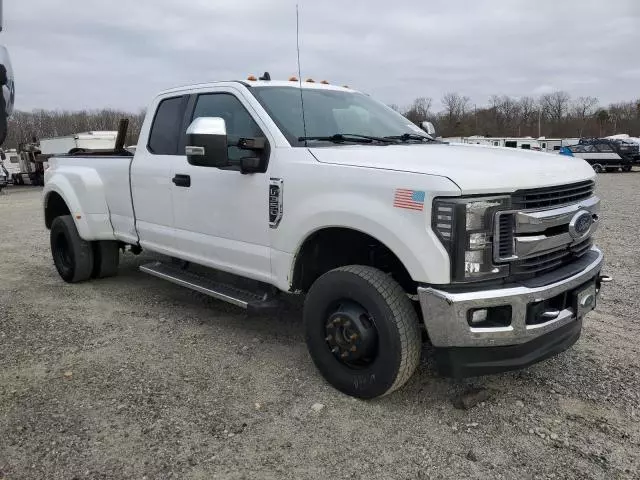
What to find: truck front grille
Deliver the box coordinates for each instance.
[511,238,592,278]
[511,180,595,210]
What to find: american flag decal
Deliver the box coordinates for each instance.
[393,189,425,211]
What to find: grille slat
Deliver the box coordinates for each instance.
[511,238,592,278]
[512,181,595,210]
[497,213,515,258]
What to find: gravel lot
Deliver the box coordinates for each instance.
[1,174,639,480]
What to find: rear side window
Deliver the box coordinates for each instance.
[148,96,186,155]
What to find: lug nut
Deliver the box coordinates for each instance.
[349,333,358,341]
[340,352,349,358]
[350,345,357,352]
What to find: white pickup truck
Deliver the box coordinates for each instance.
[43,76,609,398]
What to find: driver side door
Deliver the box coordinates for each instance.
[169,88,273,283]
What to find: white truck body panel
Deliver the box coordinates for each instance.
[310,143,595,193]
[43,81,597,291]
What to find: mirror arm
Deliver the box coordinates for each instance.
[233,136,266,151]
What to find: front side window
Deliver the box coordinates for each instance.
[250,86,430,146]
[192,93,263,162]
[148,96,186,155]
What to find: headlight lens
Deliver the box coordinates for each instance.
[433,196,510,282]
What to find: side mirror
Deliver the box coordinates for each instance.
[421,121,436,136]
[185,117,229,167]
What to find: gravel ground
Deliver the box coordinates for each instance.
[1,175,639,480]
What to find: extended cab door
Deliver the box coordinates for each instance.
[169,87,273,283]
[131,94,189,255]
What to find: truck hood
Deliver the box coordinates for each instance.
[309,143,596,193]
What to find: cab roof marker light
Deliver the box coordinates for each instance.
[247,75,257,81]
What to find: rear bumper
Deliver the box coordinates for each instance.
[418,246,604,376]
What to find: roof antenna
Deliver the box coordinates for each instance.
[296,4,308,146]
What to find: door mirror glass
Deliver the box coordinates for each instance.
[421,121,436,136]
[185,117,229,167]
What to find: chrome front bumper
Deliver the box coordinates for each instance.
[418,247,604,348]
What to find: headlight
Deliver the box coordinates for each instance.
[433,196,510,282]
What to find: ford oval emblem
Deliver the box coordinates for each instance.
[569,211,593,239]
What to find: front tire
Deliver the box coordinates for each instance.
[50,215,94,283]
[303,265,421,399]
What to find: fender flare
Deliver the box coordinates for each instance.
[43,169,114,240]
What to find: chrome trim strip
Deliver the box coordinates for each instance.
[514,196,600,233]
[494,195,600,262]
[418,247,603,348]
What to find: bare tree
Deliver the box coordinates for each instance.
[441,92,470,134]
[572,96,599,136]
[540,91,571,123]
[519,96,536,134]
[403,97,432,125]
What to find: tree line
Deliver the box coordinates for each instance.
[4,109,146,150]
[395,92,640,139]
[3,91,640,151]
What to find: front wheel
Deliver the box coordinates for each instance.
[303,265,422,399]
[592,164,604,173]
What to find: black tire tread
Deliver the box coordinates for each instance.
[51,215,94,283]
[331,265,421,396]
[92,241,120,278]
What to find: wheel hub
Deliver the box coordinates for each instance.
[324,301,378,367]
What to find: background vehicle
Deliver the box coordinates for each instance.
[559,138,636,172]
[42,77,608,398]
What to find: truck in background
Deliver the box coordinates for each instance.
[2,132,119,186]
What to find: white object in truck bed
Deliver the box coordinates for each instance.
[39,131,118,155]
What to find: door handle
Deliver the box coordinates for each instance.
[172,174,191,187]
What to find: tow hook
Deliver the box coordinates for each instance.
[596,274,612,294]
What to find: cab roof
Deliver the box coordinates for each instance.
[159,80,356,96]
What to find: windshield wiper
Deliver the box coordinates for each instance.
[384,133,435,143]
[298,133,393,144]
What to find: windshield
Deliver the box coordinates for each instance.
[250,86,429,146]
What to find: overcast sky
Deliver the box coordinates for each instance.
[3,0,639,112]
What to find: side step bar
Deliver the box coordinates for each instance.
[140,261,279,314]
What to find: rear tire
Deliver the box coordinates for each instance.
[303,265,421,399]
[622,165,632,172]
[91,241,120,278]
[50,215,94,283]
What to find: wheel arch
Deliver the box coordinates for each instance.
[290,226,417,294]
